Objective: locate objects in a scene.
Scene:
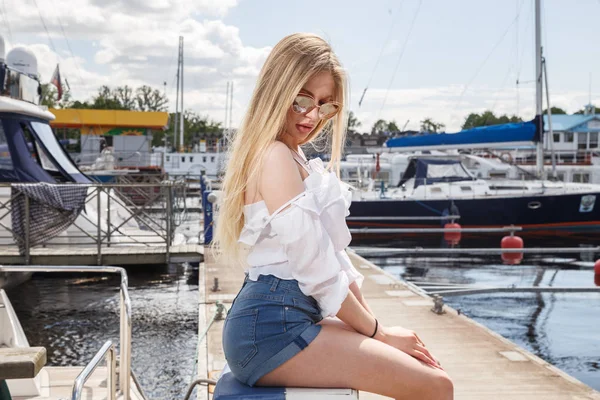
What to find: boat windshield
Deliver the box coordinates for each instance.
[398,158,475,188]
[30,121,90,183]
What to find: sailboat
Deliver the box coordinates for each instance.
[346,0,600,238]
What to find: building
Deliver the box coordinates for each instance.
[49,108,169,168]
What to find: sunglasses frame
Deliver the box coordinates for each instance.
[291,93,341,120]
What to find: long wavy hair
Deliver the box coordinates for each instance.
[211,33,348,266]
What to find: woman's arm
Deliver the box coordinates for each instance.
[349,281,375,316]
[336,289,441,369]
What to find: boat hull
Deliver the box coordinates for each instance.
[348,192,600,237]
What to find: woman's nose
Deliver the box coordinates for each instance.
[306,106,319,120]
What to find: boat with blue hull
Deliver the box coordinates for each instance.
[347,156,600,238]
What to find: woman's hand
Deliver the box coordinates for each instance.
[376,325,442,370]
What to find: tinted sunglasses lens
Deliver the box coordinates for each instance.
[319,103,340,119]
[292,95,314,114]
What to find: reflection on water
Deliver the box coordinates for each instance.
[367,251,600,391]
[6,263,199,400]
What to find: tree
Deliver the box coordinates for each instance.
[371,119,388,135]
[574,105,598,115]
[542,106,567,115]
[462,111,522,130]
[155,110,223,148]
[115,85,136,110]
[40,83,73,109]
[387,120,400,132]
[420,118,445,133]
[347,111,361,133]
[135,85,168,112]
[91,85,128,110]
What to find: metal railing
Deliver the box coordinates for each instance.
[0,181,195,264]
[0,265,132,400]
[353,246,600,256]
[71,340,116,400]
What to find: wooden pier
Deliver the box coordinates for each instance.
[0,244,203,266]
[197,247,600,400]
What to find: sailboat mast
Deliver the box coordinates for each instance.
[179,36,185,152]
[174,41,180,151]
[535,0,544,178]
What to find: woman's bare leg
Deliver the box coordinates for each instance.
[257,325,453,400]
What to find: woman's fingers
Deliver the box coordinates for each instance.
[414,334,442,366]
[410,348,442,370]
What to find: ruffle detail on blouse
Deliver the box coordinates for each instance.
[238,206,269,246]
[238,191,321,247]
[238,157,352,249]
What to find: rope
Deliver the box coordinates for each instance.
[187,301,226,399]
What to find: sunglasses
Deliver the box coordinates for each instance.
[292,94,341,120]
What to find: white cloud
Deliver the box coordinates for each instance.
[0,0,271,127]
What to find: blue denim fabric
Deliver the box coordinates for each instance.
[222,274,323,386]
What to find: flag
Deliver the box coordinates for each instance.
[50,64,62,101]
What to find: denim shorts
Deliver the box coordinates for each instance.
[222,274,323,386]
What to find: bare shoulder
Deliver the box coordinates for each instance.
[259,141,304,214]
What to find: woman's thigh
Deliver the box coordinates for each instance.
[257,325,453,400]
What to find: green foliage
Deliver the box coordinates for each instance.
[49,85,170,111]
[40,83,73,109]
[347,111,362,133]
[542,106,567,115]
[462,111,522,130]
[574,105,598,115]
[371,119,400,134]
[155,110,223,148]
[420,118,445,133]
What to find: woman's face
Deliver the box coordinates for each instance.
[283,71,336,146]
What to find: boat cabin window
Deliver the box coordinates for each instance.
[0,121,14,171]
[203,156,207,163]
[556,173,565,181]
[211,156,215,163]
[573,173,590,183]
[21,123,58,173]
[166,156,170,162]
[189,156,194,163]
[460,186,472,191]
[489,172,507,179]
[553,133,560,142]
[181,156,185,163]
[564,132,574,143]
[24,122,89,183]
[590,132,598,148]
[577,133,587,150]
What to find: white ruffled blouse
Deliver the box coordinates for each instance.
[238,156,364,317]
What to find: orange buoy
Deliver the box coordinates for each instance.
[444,222,462,245]
[594,260,600,286]
[501,234,524,265]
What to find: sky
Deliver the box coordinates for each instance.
[1,0,599,132]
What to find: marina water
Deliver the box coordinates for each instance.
[6,238,600,398]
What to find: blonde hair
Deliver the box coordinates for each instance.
[211,33,348,267]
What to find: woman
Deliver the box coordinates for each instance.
[213,33,453,400]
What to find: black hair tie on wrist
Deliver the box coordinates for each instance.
[369,318,378,338]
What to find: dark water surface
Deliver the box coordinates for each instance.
[7,263,199,400]
[5,236,600,397]
[362,236,600,392]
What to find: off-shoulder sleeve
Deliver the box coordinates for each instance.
[336,249,364,288]
[315,175,353,252]
[269,192,349,317]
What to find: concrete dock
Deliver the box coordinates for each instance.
[198,248,600,400]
